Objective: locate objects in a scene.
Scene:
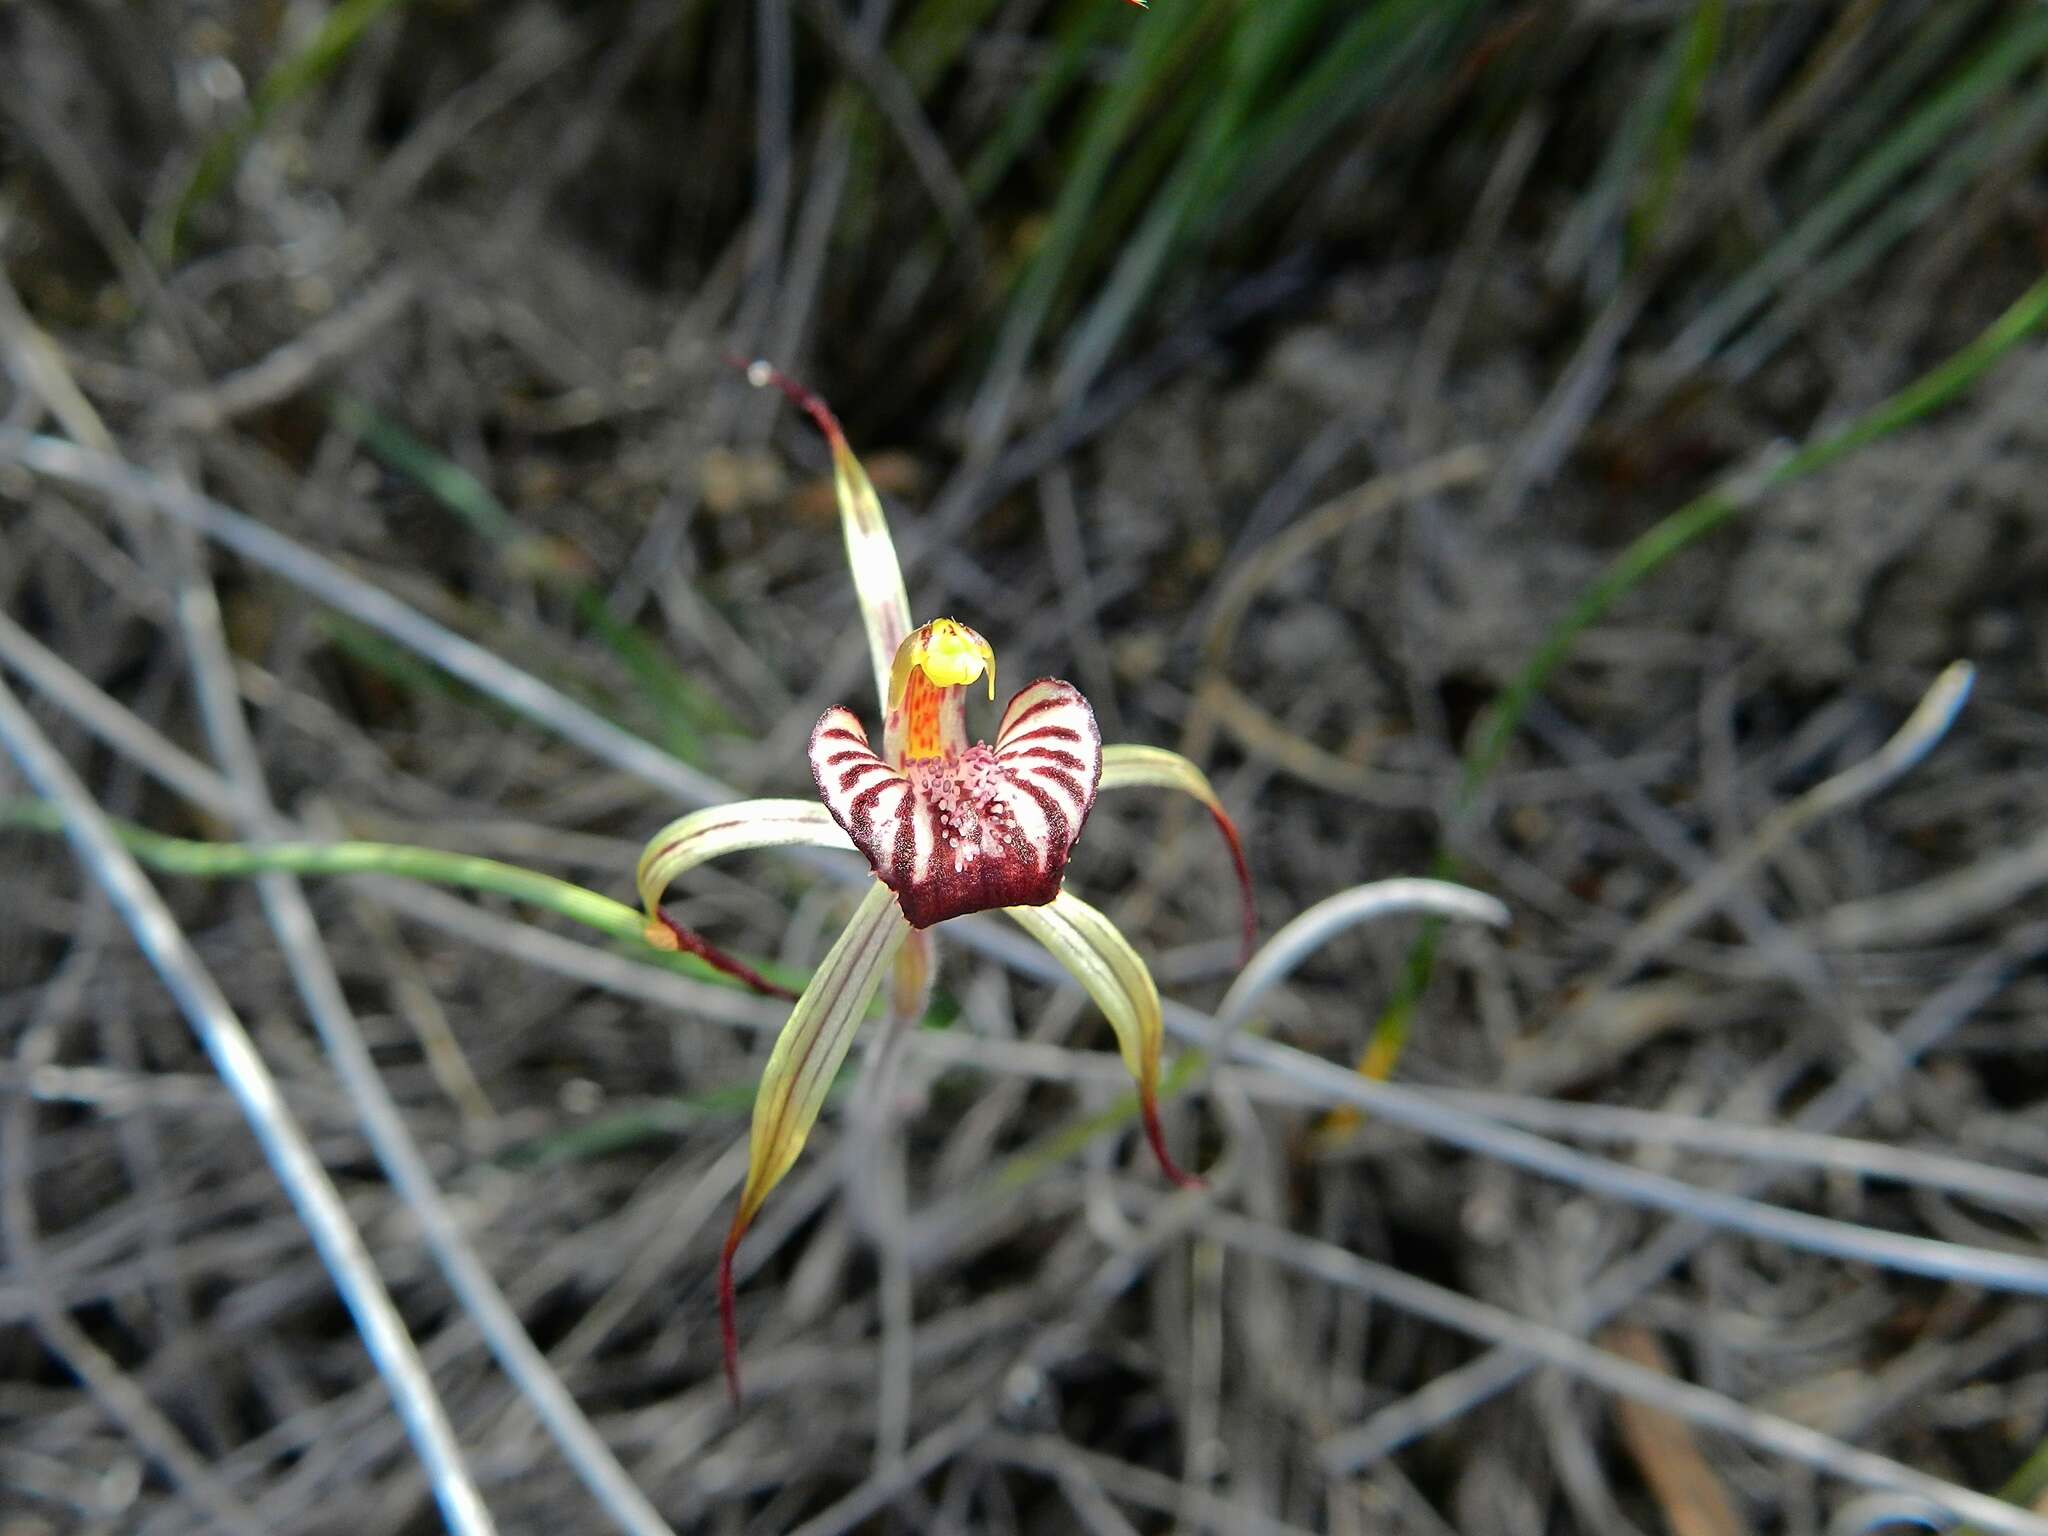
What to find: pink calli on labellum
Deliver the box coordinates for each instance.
[810,633,1103,929]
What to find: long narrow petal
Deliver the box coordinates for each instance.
[1099,743,1256,963]
[744,361,912,713]
[721,880,910,1400]
[635,799,855,999]
[1005,890,1200,1188]
[635,798,853,913]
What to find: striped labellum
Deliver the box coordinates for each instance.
[809,642,1102,929]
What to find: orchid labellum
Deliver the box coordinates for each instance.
[635,363,1253,1400]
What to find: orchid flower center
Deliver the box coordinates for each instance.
[887,617,995,764]
[810,619,1102,928]
[889,617,995,708]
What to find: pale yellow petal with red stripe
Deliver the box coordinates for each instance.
[1004,890,1200,1189]
[634,799,855,998]
[635,798,854,918]
[720,879,910,1399]
[1097,744,1256,963]
[744,362,912,712]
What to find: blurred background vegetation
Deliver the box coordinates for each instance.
[7,1,2048,1532]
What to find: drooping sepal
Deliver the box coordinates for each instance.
[1098,744,1256,964]
[721,880,910,1401]
[633,799,857,1000]
[1004,890,1200,1188]
[808,679,1102,929]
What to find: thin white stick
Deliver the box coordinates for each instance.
[3,432,732,810]
[1322,929,2046,1468]
[1583,660,1976,995]
[160,524,677,1536]
[3,464,687,1531]
[1202,1209,2048,1536]
[1212,1008,2048,1291]
[0,608,244,820]
[22,445,2048,1323]
[1212,877,1510,1043]
[160,270,417,431]
[1812,820,2048,949]
[0,673,497,1536]
[1426,1088,2048,1216]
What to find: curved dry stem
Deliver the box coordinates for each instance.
[0,676,498,1536]
[0,799,796,996]
[1204,1210,2048,1536]
[1583,659,1974,997]
[1216,877,1510,1042]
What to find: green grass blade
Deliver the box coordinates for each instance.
[1212,0,1474,237]
[330,393,514,542]
[969,0,1227,441]
[1547,21,1689,290]
[331,393,734,754]
[1361,262,2048,1087]
[318,614,512,711]
[894,0,1012,100]
[1726,83,2048,378]
[498,1081,764,1168]
[963,0,1127,204]
[1795,0,1995,199]
[1464,262,2048,802]
[989,1045,1208,1195]
[1665,5,2048,375]
[153,0,412,262]
[0,798,798,994]
[1630,0,1725,260]
[1054,0,1320,398]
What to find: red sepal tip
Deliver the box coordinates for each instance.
[652,908,796,1002]
[1141,1096,1204,1190]
[726,354,849,454]
[1205,804,1257,968]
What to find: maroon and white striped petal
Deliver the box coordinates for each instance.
[808,681,1102,930]
[993,678,1102,857]
[808,706,921,879]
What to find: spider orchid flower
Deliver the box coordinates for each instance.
[636,363,1253,1401]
